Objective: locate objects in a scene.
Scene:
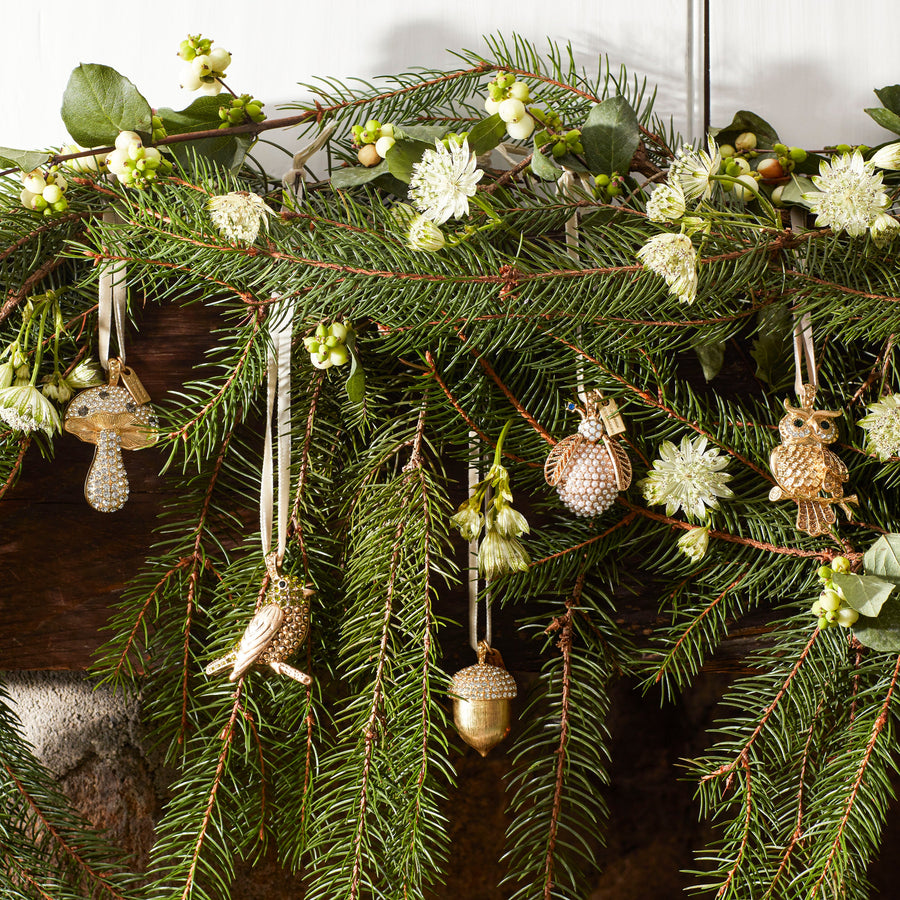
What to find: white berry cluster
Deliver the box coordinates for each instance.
[20,167,69,216]
[484,72,535,141]
[303,322,353,369]
[811,556,859,629]
[178,34,232,95]
[351,120,396,167]
[105,132,171,189]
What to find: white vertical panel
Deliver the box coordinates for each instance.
[0,1,691,170]
[710,0,900,148]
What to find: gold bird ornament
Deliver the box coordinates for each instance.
[64,358,157,512]
[205,553,313,685]
[768,383,857,536]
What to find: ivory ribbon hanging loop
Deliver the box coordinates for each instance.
[98,207,128,370]
[261,298,294,568]
[468,469,491,654]
[789,208,817,395]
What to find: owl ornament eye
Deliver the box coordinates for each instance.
[768,382,857,536]
[544,391,632,517]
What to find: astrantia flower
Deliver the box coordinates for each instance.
[0,384,62,436]
[450,498,484,542]
[859,394,900,461]
[646,182,686,223]
[678,525,710,562]
[478,513,530,580]
[408,139,483,224]
[207,191,272,244]
[66,358,104,390]
[639,435,733,520]
[871,142,900,171]
[494,503,529,538]
[870,213,900,248]
[670,137,722,202]
[802,152,889,237]
[406,215,446,252]
[637,232,698,304]
[41,372,72,403]
[0,362,13,390]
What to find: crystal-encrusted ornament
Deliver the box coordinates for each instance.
[449,641,517,756]
[64,358,157,512]
[545,392,632,516]
[205,552,313,684]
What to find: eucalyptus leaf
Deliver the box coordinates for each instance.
[691,337,725,382]
[331,160,389,189]
[581,96,640,177]
[874,85,900,116]
[385,140,431,183]
[863,533,900,582]
[750,301,791,385]
[865,106,900,136]
[832,573,896,617]
[467,115,506,156]
[851,598,900,652]
[0,147,51,173]
[710,110,779,147]
[61,63,152,146]
[779,175,815,208]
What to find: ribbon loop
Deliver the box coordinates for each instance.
[99,207,127,370]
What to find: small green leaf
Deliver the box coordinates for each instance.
[851,598,900,652]
[331,160,389,189]
[691,336,725,382]
[0,147,51,173]
[467,115,506,156]
[385,139,431,183]
[779,175,815,208]
[864,533,900,582]
[750,302,791,385]
[345,336,365,403]
[865,106,900,136]
[394,125,446,144]
[581,96,640,177]
[530,130,560,181]
[158,97,252,172]
[832,573,896,617]
[710,110,779,147]
[61,64,152,147]
[874,85,900,116]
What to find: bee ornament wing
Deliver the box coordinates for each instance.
[603,436,632,491]
[230,603,284,681]
[544,435,584,486]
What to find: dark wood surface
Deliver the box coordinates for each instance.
[0,300,222,669]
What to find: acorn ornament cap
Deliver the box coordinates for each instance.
[449,641,517,756]
[545,391,632,516]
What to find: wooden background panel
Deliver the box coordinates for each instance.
[708,0,900,148]
[0,300,222,669]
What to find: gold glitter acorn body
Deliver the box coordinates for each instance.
[449,641,517,756]
[545,392,632,516]
[64,358,157,512]
[769,383,857,536]
[205,553,313,685]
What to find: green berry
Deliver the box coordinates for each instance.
[835,143,852,154]
[817,565,833,581]
[594,174,610,187]
[552,142,567,158]
[735,131,757,152]
[329,345,350,366]
[832,555,851,574]
[719,143,735,158]
[789,147,807,162]
[330,322,348,341]
[836,607,860,628]
[773,143,788,155]
[819,590,842,613]
[811,600,823,617]
[817,615,829,630]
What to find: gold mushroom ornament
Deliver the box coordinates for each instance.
[205,553,313,685]
[769,383,857,536]
[64,359,157,513]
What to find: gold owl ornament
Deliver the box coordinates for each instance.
[205,553,313,685]
[768,383,857,536]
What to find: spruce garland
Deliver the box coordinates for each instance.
[4,32,900,900]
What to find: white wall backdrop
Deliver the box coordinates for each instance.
[2,0,899,168]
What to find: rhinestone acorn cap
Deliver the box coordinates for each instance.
[450,643,517,700]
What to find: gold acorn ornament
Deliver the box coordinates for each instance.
[769,383,857,536]
[449,641,517,756]
[205,552,313,684]
[545,391,632,516]
[64,358,157,512]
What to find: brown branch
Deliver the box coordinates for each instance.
[289,373,324,578]
[0,254,70,326]
[0,434,31,501]
[786,269,900,303]
[716,752,753,898]
[0,211,88,262]
[811,652,900,897]
[529,511,638,568]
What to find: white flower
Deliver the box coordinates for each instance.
[638,435,734,520]
[859,394,900,461]
[406,215,446,252]
[408,139,483,224]
[871,142,900,170]
[670,137,722,202]
[0,384,62,436]
[646,182,685,223]
[0,362,13,389]
[66,358,104,390]
[678,525,710,562]
[494,503,529,538]
[636,232,698,304]
[207,192,272,244]
[870,213,900,248]
[477,517,530,580]
[802,151,889,237]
